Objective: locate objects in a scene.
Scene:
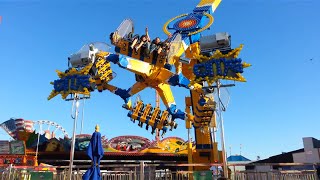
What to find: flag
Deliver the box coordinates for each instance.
[0,118,17,138]
[0,118,34,139]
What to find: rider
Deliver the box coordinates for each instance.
[150,37,163,54]
[131,27,151,53]
[149,34,172,59]
[109,31,122,46]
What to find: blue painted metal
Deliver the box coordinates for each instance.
[198,97,207,106]
[168,104,185,120]
[168,73,190,89]
[115,46,120,53]
[193,58,244,78]
[118,55,129,68]
[106,54,120,64]
[114,87,131,101]
[53,74,91,92]
[164,63,172,70]
[193,6,211,13]
[196,144,212,149]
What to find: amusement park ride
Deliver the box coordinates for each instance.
[48,0,250,176]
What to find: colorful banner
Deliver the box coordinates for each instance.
[75,134,91,151]
[10,140,25,154]
[157,137,188,153]
[0,141,10,154]
[108,136,151,152]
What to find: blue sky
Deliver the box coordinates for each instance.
[0,0,319,161]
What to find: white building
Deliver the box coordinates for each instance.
[246,137,320,172]
[293,137,320,163]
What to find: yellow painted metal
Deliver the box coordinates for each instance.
[95,59,112,81]
[197,0,221,13]
[132,101,144,119]
[102,83,117,92]
[128,82,148,96]
[156,84,175,108]
[95,77,103,92]
[185,97,192,107]
[210,112,217,128]
[125,57,153,75]
[131,48,141,60]
[155,52,167,67]
[188,141,193,176]
[140,104,152,123]
[185,103,193,129]
[187,89,220,171]
[144,53,154,64]
[156,110,169,129]
[185,43,200,59]
[119,40,130,55]
[213,142,219,162]
[149,107,160,127]
[154,68,174,83]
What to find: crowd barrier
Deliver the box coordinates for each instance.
[0,163,318,180]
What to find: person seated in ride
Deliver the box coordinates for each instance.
[150,34,172,55]
[131,27,151,53]
[161,41,171,55]
[109,31,121,46]
[125,32,140,47]
[150,37,163,55]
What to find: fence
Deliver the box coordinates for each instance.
[233,171,317,180]
[0,163,318,180]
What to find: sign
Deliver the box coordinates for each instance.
[0,141,10,154]
[193,171,213,180]
[157,137,188,153]
[10,140,25,154]
[193,58,247,82]
[108,135,151,152]
[30,172,53,180]
[53,74,91,92]
[75,134,91,151]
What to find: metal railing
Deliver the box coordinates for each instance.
[233,171,318,180]
[0,163,318,180]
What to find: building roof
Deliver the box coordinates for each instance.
[249,148,304,164]
[227,155,251,162]
[311,137,320,148]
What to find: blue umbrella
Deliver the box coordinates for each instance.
[82,125,104,180]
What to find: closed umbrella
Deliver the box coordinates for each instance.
[82,125,104,180]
